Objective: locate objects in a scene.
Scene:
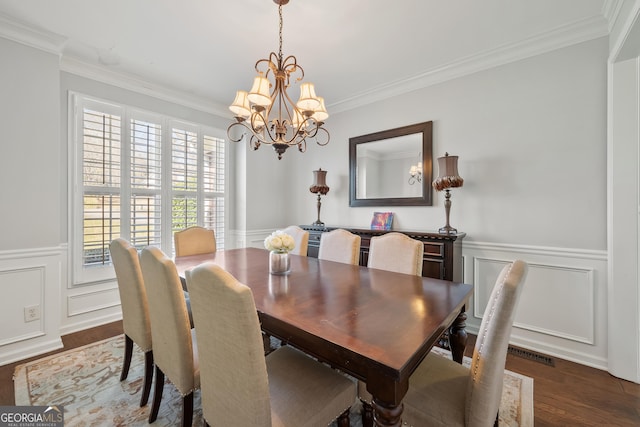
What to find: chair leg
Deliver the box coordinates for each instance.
[263,333,272,354]
[139,350,154,407]
[149,366,164,423]
[182,392,194,427]
[120,335,133,381]
[337,407,351,427]
[361,400,373,427]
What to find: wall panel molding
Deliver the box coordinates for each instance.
[462,241,608,370]
[0,247,63,366]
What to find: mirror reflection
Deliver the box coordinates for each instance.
[349,121,433,207]
[356,134,422,199]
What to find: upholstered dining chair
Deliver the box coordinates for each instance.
[360,231,424,424]
[282,225,309,256]
[400,260,528,427]
[318,228,361,265]
[367,232,424,275]
[140,246,200,427]
[173,226,216,257]
[185,263,356,427]
[109,238,153,407]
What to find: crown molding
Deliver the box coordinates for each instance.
[602,0,624,32]
[0,13,65,55]
[60,56,229,117]
[0,12,228,117]
[329,15,610,114]
[0,10,610,117]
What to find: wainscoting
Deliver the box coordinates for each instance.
[0,246,63,366]
[0,235,608,371]
[0,245,122,366]
[462,241,608,370]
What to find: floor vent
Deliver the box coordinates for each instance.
[507,345,555,366]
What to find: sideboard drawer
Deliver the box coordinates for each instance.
[423,242,444,257]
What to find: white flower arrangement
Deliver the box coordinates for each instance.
[264,230,296,253]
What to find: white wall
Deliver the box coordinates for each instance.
[289,38,608,249]
[0,37,63,362]
[607,0,640,382]
[0,37,60,250]
[283,37,611,368]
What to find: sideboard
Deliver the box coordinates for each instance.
[300,225,465,282]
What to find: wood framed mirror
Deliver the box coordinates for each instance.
[349,121,433,207]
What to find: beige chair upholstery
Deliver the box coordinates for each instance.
[282,225,309,256]
[140,246,200,427]
[401,260,528,427]
[186,263,356,427]
[367,232,424,275]
[109,238,153,407]
[174,226,216,257]
[318,229,361,265]
[359,232,424,422]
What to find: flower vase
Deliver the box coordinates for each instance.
[269,251,291,275]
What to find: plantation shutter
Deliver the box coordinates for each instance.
[130,118,162,249]
[82,108,122,266]
[203,134,225,249]
[171,127,198,235]
[72,93,227,284]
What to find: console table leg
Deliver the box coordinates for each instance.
[449,309,468,364]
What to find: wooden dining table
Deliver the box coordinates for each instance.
[175,247,473,427]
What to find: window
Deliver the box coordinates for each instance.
[70,93,227,285]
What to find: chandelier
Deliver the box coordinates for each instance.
[227,0,329,160]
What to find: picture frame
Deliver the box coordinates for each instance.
[371,212,394,230]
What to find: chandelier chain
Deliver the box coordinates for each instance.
[278,5,283,60]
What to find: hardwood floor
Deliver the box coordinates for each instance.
[1,321,640,426]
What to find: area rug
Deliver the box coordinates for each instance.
[14,335,533,426]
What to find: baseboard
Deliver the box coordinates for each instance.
[0,337,63,367]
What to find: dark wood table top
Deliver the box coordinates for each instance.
[176,247,473,423]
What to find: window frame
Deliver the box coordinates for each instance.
[69,92,228,286]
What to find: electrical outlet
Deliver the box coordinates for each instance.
[24,305,40,322]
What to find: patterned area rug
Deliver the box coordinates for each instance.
[14,335,533,426]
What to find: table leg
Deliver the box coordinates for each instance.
[372,398,403,427]
[448,309,468,364]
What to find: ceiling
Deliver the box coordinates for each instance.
[0,0,613,116]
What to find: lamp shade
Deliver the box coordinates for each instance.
[248,75,272,107]
[311,97,329,122]
[297,82,321,112]
[229,91,251,118]
[432,153,464,191]
[310,168,330,195]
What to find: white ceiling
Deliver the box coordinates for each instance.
[0,0,613,116]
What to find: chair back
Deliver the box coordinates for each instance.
[186,263,272,427]
[465,260,528,427]
[140,246,196,395]
[174,226,216,257]
[109,238,152,352]
[367,232,424,276]
[318,229,361,265]
[282,225,309,256]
